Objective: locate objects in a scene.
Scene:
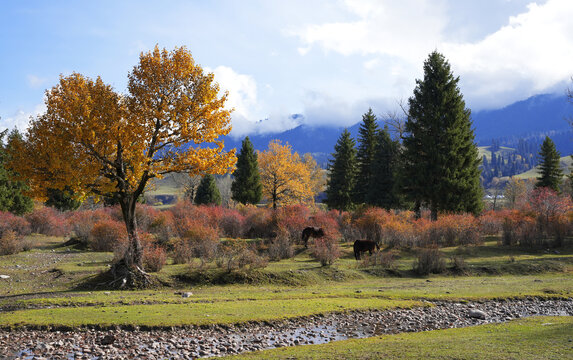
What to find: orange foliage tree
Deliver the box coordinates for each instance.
[9,46,236,287]
[258,140,323,209]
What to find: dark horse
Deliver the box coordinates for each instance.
[353,240,380,260]
[301,227,325,248]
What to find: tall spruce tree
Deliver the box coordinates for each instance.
[0,129,33,215]
[536,136,563,192]
[402,51,482,220]
[325,129,357,211]
[195,174,221,205]
[368,126,399,209]
[355,108,379,204]
[231,136,262,205]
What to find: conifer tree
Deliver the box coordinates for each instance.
[402,51,482,220]
[195,174,221,205]
[368,126,399,209]
[0,129,33,215]
[231,136,262,205]
[325,129,357,211]
[354,108,379,204]
[536,136,563,192]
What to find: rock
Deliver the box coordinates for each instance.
[99,334,116,345]
[182,292,193,298]
[469,309,487,320]
[0,275,9,279]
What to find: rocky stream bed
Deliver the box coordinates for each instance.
[0,298,571,359]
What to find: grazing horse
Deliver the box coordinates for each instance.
[353,240,380,260]
[301,227,325,248]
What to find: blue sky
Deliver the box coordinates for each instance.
[1,0,572,137]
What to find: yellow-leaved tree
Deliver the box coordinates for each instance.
[258,140,324,209]
[9,46,236,287]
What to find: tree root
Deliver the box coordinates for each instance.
[106,259,155,289]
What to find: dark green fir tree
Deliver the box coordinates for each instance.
[536,136,563,192]
[325,129,357,211]
[354,108,379,204]
[231,136,262,205]
[45,186,82,211]
[368,126,400,210]
[0,129,33,215]
[402,51,482,220]
[195,174,221,205]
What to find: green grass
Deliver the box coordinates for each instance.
[0,298,421,329]
[227,316,573,359]
[1,235,572,330]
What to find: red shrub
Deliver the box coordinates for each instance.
[274,205,311,242]
[310,237,340,266]
[89,219,128,252]
[478,211,503,236]
[309,210,341,242]
[0,230,21,255]
[67,208,113,245]
[353,207,389,243]
[143,243,167,272]
[499,209,538,247]
[240,205,274,238]
[422,214,480,247]
[218,209,245,238]
[148,210,176,245]
[26,207,69,236]
[172,217,220,264]
[0,211,31,236]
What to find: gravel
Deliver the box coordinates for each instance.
[0,298,571,359]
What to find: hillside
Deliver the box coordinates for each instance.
[222,94,572,167]
[515,155,572,180]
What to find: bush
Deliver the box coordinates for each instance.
[478,211,503,236]
[413,247,446,275]
[500,210,538,246]
[26,207,69,236]
[218,209,245,238]
[67,208,112,246]
[360,249,397,269]
[274,205,311,242]
[171,217,220,265]
[0,211,31,237]
[240,205,274,238]
[352,207,386,243]
[309,236,340,266]
[0,230,21,255]
[89,219,128,252]
[216,240,268,272]
[449,255,468,274]
[267,231,294,261]
[148,211,176,245]
[422,214,480,247]
[143,243,167,272]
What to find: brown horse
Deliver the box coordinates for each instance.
[353,240,380,260]
[301,227,325,248]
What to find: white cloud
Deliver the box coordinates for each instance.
[444,0,573,108]
[27,75,48,89]
[289,0,573,111]
[291,0,446,62]
[0,104,45,132]
[207,65,262,137]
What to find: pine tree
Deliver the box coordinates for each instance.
[325,129,357,211]
[195,174,221,205]
[354,108,379,204]
[0,129,33,215]
[368,126,399,209]
[231,136,262,205]
[536,136,563,192]
[45,186,82,211]
[402,51,483,220]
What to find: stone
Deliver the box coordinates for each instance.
[469,309,487,320]
[182,292,193,298]
[0,275,9,279]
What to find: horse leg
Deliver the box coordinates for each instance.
[354,249,360,260]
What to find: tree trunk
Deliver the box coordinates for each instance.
[430,203,438,222]
[108,195,151,288]
[414,201,421,219]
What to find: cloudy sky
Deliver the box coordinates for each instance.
[1,0,572,137]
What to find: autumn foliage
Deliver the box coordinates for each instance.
[8,46,237,286]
